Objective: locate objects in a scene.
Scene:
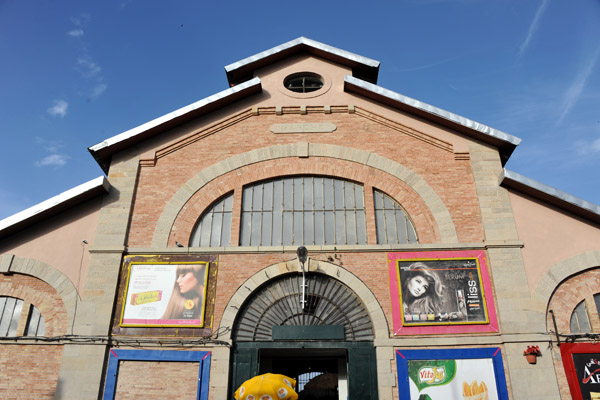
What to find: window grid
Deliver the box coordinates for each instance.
[0,297,23,337]
[570,300,591,334]
[240,177,367,246]
[190,193,233,247]
[373,189,418,244]
[0,296,46,337]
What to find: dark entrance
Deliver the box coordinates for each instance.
[261,348,346,399]
[230,273,379,399]
[231,341,378,400]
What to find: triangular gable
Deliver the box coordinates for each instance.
[225,36,380,86]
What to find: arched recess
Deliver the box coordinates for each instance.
[151,143,458,247]
[218,258,389,341]
[0,254,78,334]
[545,267,600,334]
[533,250,600,318]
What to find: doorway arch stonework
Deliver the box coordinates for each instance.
[214,257,396,400]
[219,258,389,341]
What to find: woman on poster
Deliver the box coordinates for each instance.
[162,264,206,320]
[401,261,446,316]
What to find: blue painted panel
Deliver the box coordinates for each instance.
[103,349,211,400]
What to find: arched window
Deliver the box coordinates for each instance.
[189,177,420,247]
[189,193,233,247]
[0,296,45,337]
[239,177,367,246]
[373,189,418,244]
[570,300,591,334]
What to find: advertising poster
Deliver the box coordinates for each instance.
[397,257,488,326]
[120,262,209,327]
[407,358,498,400]
[561,343,600,400]
[396,348,509,400]
[388,250,499,335]
[572,353,600,400]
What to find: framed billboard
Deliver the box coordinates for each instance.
[561,343,600,400]
[388,250,498,335]
[120,261,209,327]
[396,347,509,400]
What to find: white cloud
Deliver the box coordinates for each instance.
[68,29,84,37]
[90,83,107,99]
[34,154,70,167]
[557,47,600,124]
[76,55,101,78]
[34,137,64,153]
[70,14,90,27]
[576,137,600,155]
[519,0,550,57]
[47,100,69,117]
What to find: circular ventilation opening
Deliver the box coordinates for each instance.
[284,72,324,93]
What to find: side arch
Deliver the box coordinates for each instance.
[218,258,389,341]
[533,250,600,316]
[152,142,458,246]
[0,254,78,334]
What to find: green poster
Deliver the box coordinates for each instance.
[408,359,498,400]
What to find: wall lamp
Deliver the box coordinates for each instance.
[297,246,308,310]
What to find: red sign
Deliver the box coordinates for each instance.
[561,343,600,400]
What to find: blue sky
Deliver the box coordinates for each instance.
[1,0,599,220]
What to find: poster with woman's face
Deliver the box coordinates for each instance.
[120,262,209,327]
[397,258,488,326]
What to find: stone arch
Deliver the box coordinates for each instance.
[545,268,600,334]
[218,258,389,341]
[533,250,600,317]
[0,254,78,334]
[170,158,440,246]
[152,143,458,247]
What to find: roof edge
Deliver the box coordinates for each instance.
[88,77,262,172]
[344,75,521,164]
[500,168,600,223]
[0,176,110,237]
[225,37,380,86]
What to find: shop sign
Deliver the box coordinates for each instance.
[561,343,600,400]
[388,250,499,335]
[120,261,209,327]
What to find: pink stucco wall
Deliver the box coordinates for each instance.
[508,190,600,292]
[0,198,102,291]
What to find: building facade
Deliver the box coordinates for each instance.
[2,37,600,400]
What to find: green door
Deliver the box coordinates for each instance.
[230,341,378,400]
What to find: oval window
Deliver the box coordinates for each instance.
[284,72,324,93]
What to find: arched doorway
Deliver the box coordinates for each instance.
[230,272,378,399]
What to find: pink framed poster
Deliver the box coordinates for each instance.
[388,250,498,335]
